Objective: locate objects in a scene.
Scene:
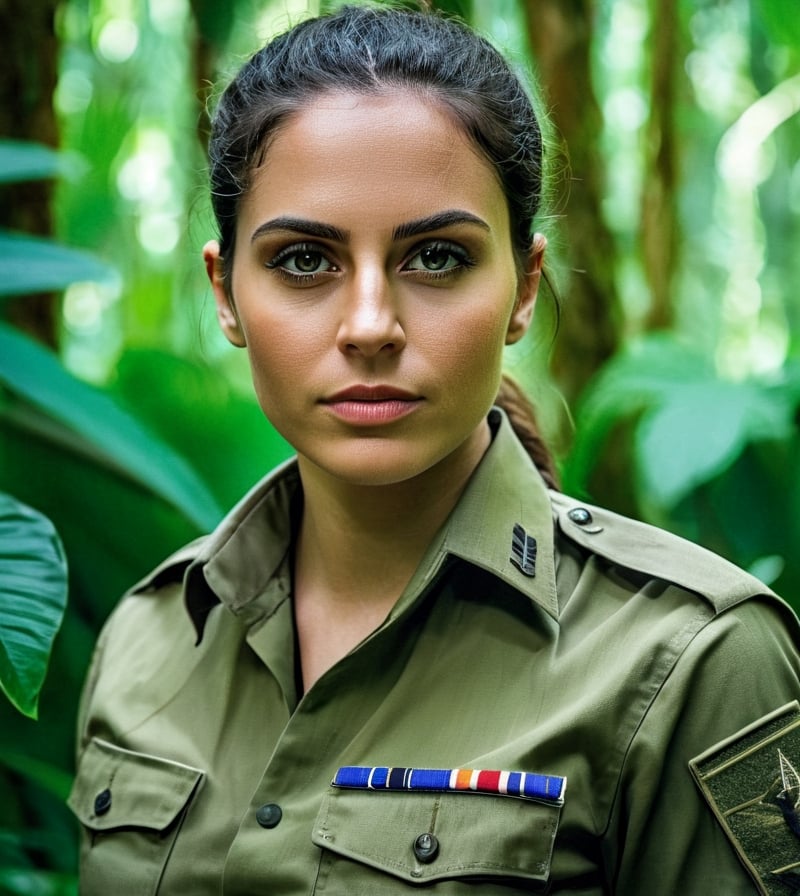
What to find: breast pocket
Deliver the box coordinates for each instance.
[68,738,204,896]
[311,788,562,894]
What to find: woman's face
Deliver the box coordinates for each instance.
[205,90,544,489]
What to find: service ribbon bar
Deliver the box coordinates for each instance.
[332,766,566,806]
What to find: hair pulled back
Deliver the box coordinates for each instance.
[208,4,544,273]
[206,3,558,488]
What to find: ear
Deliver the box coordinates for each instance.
[203,240,246,347]
[506,233,547,346]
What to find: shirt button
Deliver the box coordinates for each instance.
[413,832,439,863]
[568,507,593,525]
[256,803,282,828]
[94,788,112,816]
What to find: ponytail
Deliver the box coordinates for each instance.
[495,374,559,490]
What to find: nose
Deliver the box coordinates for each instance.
[336,266,406,358]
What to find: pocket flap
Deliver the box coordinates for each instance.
[68,738,204,833]
[312,787,561,885]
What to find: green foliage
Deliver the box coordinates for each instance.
[0,324,222,530]
[110,348,292,511]
[754,0,800,48]
[0,140,74,185]
[0,233,117,299]
[0,142,116,298]
[0,869,77,896]
[0,132,291,886]
[0,495,67,719]
[564,336,798,506]
[563,335,800,598]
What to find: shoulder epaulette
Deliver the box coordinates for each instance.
[550,492,774,614]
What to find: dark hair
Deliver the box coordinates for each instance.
[207,3,558,487]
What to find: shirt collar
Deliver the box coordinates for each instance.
[179,457,300,640]
[180,408,558,639]
[438,407,559,619]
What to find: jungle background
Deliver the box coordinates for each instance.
[1,0,799,890]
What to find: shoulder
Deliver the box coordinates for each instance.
[549,491,788,617]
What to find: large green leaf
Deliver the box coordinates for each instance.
[0,324,223,530]
[0,750,72,802]
[564,336,800,511]
[0,232,117,299]
[112,348,292,509]
[562,336,712,495]
[0,494,67,719]
[635,379,794,507]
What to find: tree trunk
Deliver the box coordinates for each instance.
[641,0,680,330]
[0,0,60,348]
[188,0,238,148]
[521,0,620,404]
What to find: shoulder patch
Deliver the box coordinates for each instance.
[690,702,800,895]
[550,492,774,613]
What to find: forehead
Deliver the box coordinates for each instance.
[238,90,509,237]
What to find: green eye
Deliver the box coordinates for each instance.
[284,249,330,274]
[266,243,336,279]
[419,245,455,271]
[404,241,473,275]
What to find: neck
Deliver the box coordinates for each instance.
[291,422,491,691]
[295,422,491,605]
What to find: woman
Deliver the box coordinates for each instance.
[69,5,800,894]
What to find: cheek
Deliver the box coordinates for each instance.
[238,321,309,408]
[240,302,319,369]
[430,302,513,392]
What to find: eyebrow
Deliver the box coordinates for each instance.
[251,217,347,243]
[392,210,490,240]
[250,209,490,245]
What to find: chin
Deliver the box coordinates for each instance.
[302,441,443,488]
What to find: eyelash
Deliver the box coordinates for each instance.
[265,242,335,285]
[264,239,476,285]
[403,240,476,279]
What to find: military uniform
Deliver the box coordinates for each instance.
[70,409,800,894]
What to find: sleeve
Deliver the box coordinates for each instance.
[610,596,800,895]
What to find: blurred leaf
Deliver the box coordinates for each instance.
[112,348,293,508]
[635,379,794,506]
[0,324,223,530]
[0,141,77,185]
[562,335,711,494]
[0,750,72,802]
[748,555,785,587]
[0,232,117,298]
[0,405,202,843]
[564,336,800,510]
[0,867,77,896]
[753,0,800,48]
[0,495,67,719]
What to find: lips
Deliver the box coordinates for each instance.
[325,385,420,403]
[323,385,423,425]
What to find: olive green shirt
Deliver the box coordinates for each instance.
[70,410,800,894]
